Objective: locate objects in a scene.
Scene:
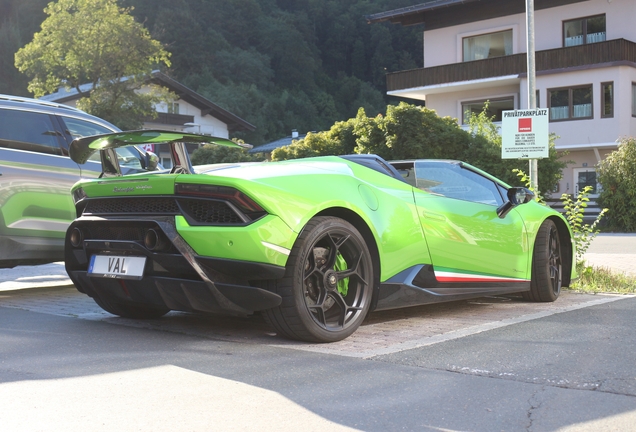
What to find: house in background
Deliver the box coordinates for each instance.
[368,0,636,197]
[40,71,255,168]
[248,130,307,159]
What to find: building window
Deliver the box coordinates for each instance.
[463,30,513,62]
[632,83,636,117]
[161,157,173,169]
[462,98,514,124]
[167,102,180,114]
[563,15,606,47]
[577,171,597,194]
[548,85,593,121]
[601,82,613,118]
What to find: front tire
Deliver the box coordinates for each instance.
[523,219,562,302]
[262,216,373,343]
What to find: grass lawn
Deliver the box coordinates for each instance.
[569,262,636,294]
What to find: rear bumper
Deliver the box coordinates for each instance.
[65,216,285,315]
[68,271,282,314]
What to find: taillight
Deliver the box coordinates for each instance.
[175,183,266,218]
[73,187,87,205]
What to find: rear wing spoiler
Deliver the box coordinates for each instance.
[69,129,251,176]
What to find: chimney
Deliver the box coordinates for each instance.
[291,129,299,139]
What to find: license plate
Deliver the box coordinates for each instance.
[88,255,146,280]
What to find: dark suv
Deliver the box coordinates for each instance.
[0,94,157,268]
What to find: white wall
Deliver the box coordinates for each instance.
[516,65,636,149]
[426,84,520,120]
[154,99,229,138]
[423,0,636,68]
[557,147,616,196]
[420,0,636,148]
[416,0,636,196]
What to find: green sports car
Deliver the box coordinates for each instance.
[65,130,575,343]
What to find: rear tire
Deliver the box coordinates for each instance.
[523,219,562,302]
[93,296,170,319]
[261,216,373,343]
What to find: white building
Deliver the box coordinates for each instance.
[368,0,636,197]
[40,71,255,167]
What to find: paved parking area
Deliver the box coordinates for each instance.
[1,233,633,358]
[0,285,627,358]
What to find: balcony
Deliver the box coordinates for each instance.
[387,38,636,92]
[143,112,195,126]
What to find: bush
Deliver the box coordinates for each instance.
[562,186,607,263]
[271,119,356,161]
[355,103,468,160]
[597,137,636,232]
[464,105,568,196]
[514,169,608,264]
[270,102,567,199]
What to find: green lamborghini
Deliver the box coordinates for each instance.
[65,130,575,343]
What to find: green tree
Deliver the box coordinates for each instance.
[273,103,472,162]
[353,103,471,161]
[15,0,171,129]
[0,0,49,96]
[5,0,424,142]
[272,119,357,161]
[119,0,421,145]
[272,101,567,200]
[382,102,468,160]
[597,137,636,232]
[352,108,391,159]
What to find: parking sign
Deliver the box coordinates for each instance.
[501,109,549,159]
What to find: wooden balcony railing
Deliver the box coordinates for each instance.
[387,38,636,92]
[143,112,195,126]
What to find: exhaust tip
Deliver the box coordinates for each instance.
[144,228,169,251]
[69,227,83,248]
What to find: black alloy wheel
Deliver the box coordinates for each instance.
[261,216,373,342]
[524,219,562,302]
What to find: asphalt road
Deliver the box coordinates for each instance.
[0,233,635,431]
[1,290,635,431]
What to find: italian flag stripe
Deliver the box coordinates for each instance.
[435,269,529,283]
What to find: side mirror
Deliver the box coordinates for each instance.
[497,187,534,218]
[509,187,534,205]
[145,151,160,171]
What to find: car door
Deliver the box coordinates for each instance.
[0,107,83,264]
[412,161,530,283]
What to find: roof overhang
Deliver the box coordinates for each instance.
[39,72,256,133]
[555,142,619,152]
[367,0,589,30]
[387,74,521,101]
[149,72,256,132]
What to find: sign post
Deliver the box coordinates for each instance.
[526,0,539,189]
